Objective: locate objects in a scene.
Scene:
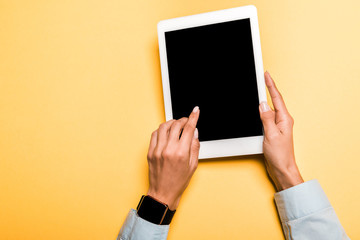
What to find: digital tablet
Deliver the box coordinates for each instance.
[157,5,267,159]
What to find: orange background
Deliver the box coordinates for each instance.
[1,0,359,239]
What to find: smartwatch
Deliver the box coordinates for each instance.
[136,195,176,225]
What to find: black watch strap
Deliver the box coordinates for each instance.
[136,195,176,225]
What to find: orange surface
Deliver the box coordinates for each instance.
[1,0,359,239]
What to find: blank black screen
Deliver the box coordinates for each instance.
[165,18,263,142]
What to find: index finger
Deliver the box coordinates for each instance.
[265,72,289,117]
[180,106,200,147]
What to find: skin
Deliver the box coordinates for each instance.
[259,72,304,191]
[146,72,303,210]
[147,106,200,210]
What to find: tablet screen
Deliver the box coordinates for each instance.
[165,18,263,142]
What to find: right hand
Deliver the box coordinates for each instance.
[146,106,200,210]
[259,72,304,191]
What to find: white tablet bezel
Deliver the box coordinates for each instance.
[157,5,267,159]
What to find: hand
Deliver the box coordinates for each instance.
[259,72,304,191]
[146,106,200,210]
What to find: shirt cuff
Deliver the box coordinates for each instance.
[118,209,169,240]
[274,179,332,222]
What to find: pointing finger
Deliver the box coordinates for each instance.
[180,106,200,148]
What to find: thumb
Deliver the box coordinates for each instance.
[259,102,278,136]
[189,128,200,171]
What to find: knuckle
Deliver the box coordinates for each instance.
[147,152,152,161]
[161,120,172,128]
[153,151,162,161]
[167,119,175,126]
[274,88,283,97]
[158,123,164,130]
[184,123,195,132]
[175,150,187,160]
[266,132,281,141]
[180,117,189,122]
[287,115,294,126]
[172,121,182,129]
[193,139,200,149]
[161,148,172,159]
[290,116,295,124]
[159,123,169,131]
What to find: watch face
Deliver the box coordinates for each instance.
[137,196,167,224]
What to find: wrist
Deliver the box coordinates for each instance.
[272,165,304,191]
[137,195,176,225]
[147,190,180,210]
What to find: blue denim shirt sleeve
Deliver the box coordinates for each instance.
[118,180,349,240]
[117,209,169,240]
[274,179,350,240]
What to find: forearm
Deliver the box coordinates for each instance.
[269,162,304,191]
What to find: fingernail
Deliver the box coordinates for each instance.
[260,102,270,112]
[193,106,199,113]
[194,128,199,139]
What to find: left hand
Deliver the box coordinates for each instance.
[146,106,200,210]
[259,72,304,191]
